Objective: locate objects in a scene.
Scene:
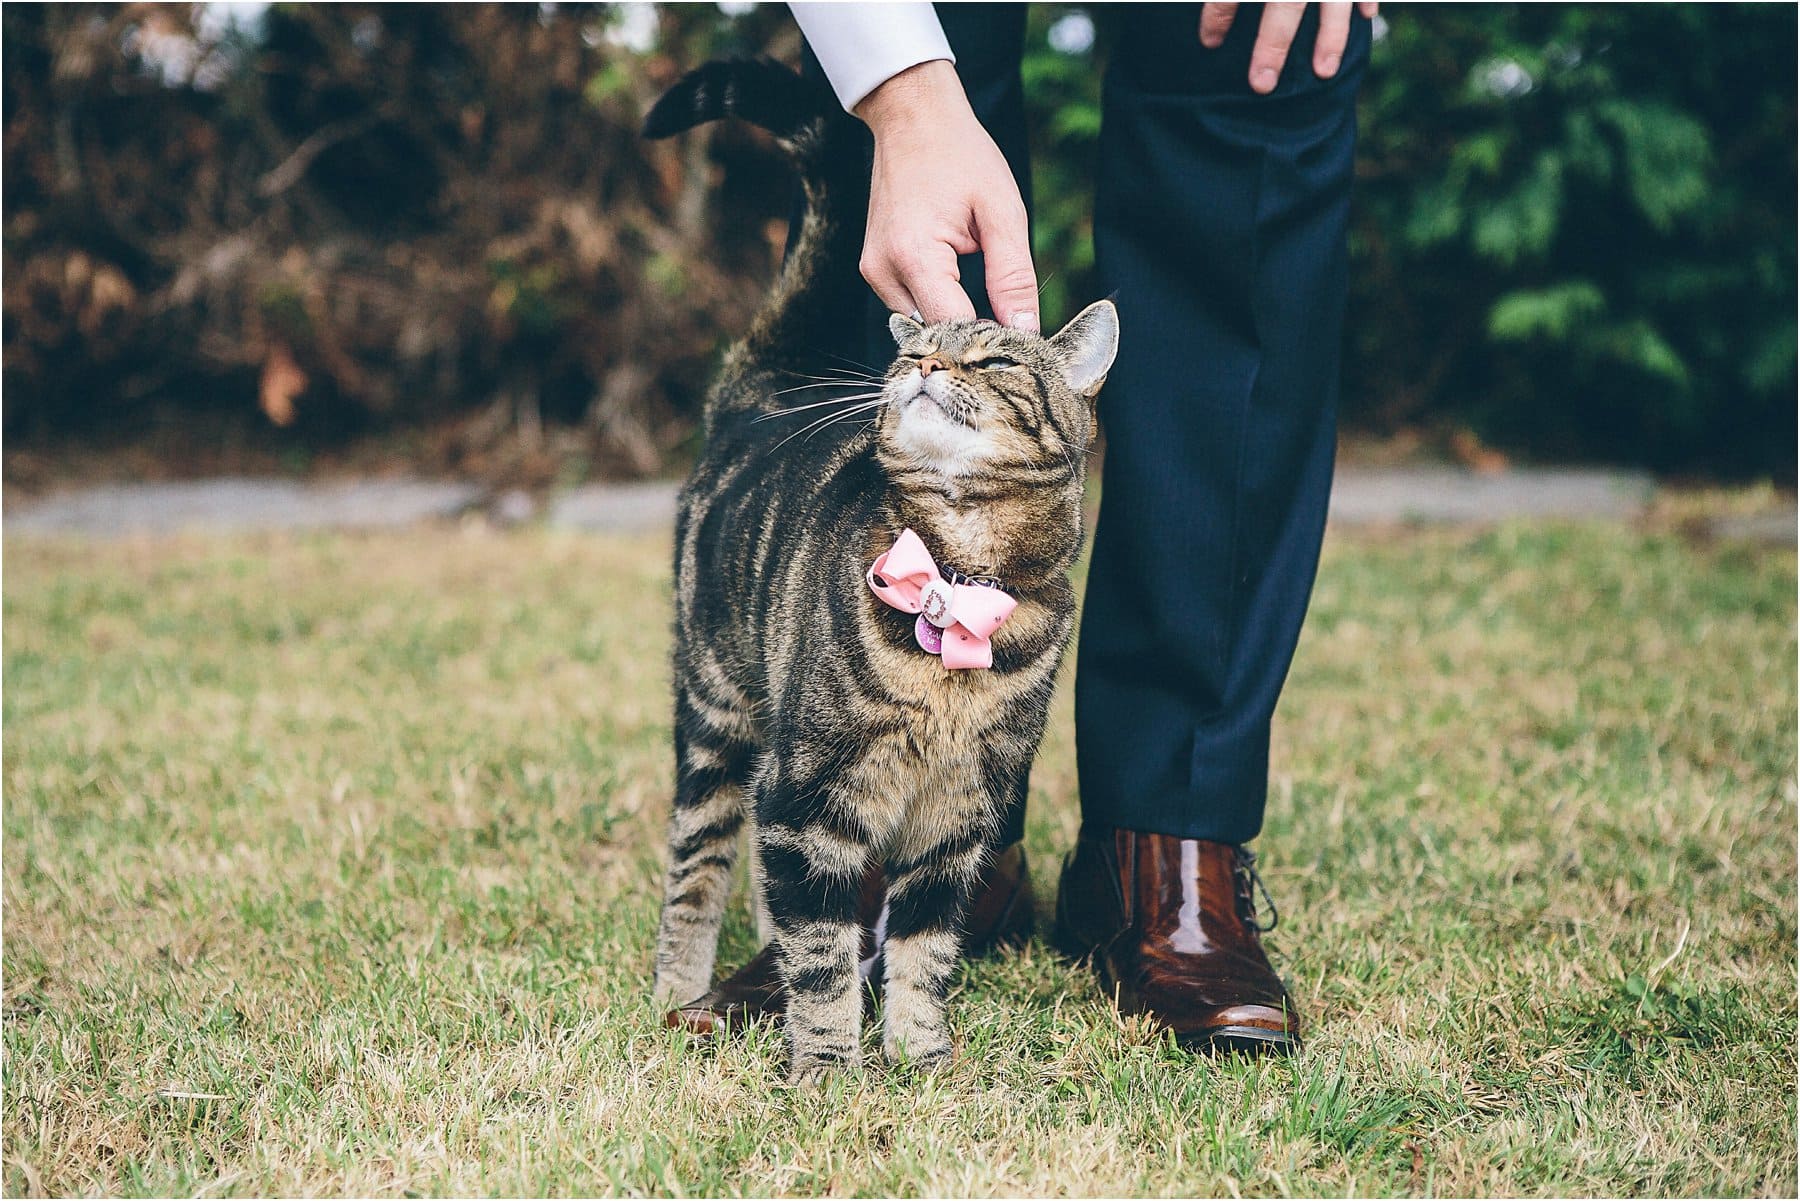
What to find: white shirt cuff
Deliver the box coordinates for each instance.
[790,2,955,113]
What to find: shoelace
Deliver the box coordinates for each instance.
[1234,846,1280,933]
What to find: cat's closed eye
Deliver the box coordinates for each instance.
[968,355,1021,370]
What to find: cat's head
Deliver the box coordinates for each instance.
[875,300,1119,481]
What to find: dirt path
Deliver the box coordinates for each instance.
[7,466,1784,542]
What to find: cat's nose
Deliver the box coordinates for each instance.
[918,356,946,377]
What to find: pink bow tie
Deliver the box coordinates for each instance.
[867,528,1017,670]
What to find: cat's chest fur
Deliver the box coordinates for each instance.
[897,487,1060,583]
[840,585,1065,857]
[846,655,1015,854]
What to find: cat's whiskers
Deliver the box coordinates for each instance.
[790,395,891,438]
[774,372,878,388]
[771,396,891,451]
[776,365,885,387]
[1043,429,1092,478]
[809,397,892,434]
[817,350,886,376]
[756,390,887,421]
[768,378,881,399]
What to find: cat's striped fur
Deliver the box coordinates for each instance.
[645,60,1118,1084]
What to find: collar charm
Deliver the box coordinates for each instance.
[866,528,1017,670]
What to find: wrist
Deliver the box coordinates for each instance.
[854,59,969,137]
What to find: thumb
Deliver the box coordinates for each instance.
[974,194,1040,334]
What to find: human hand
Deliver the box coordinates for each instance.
[852,61,1039,331]
[1199,2,1379,94]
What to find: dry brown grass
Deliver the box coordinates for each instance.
[4,516,1794,1196]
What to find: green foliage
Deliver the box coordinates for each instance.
[1486,280,1607,341]
[1347,3,1795,474]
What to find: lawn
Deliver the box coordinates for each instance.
[3,514,1795,1196]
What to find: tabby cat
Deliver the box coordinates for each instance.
[645,60,1118,1083]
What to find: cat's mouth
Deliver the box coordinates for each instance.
[916,390,971,426]
[887,376,992,475]
[903,373,972,427]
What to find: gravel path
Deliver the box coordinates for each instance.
[1325,466,1654,524]
[5,478,484,537]
[5,465,1786,543]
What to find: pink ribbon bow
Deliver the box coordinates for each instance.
[866,528,1017,670]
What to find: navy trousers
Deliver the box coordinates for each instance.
[807,3,1368,846]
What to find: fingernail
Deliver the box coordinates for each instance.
[1253,67,1279,92]
[1318,55,1339,76]
[1010,311,1039,334]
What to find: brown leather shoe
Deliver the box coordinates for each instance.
[666,842,1036,1036]
[1053,827,1301,1055]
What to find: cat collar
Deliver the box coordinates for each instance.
[866,529,1017,670]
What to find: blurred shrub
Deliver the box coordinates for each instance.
[1023,6,1102,327]
[3,2,800,479]
[1348,3,1796,477]
[3,3,1794,480]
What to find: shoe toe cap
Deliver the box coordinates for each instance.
[1174,1002,1302,1055]
[666,1004,726,1036]
[1206,1001,1300,1033]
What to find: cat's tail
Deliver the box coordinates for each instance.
[642,58,830,156]
[643,59,872,403]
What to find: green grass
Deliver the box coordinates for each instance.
[4,516,1795,1196]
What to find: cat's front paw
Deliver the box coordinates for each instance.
[652,967,710,1008]
[896,1047,955,1076]
[883,1031,954,1073]
[787,1051,860,1088]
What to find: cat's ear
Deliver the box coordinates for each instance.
[888,312,924,346]
[1048,300,1119,397]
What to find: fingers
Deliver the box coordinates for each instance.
[858,249,919,322]
[862,239,976,325]
[1198,2,1238,49]
[855,92,1029,328]
[1314,2,1352,77]
[860,204,1032,329]
[909,271,978,324]
[1205,2,1371,91]
[973,194,1039,333]
[1247,2,1307,94]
